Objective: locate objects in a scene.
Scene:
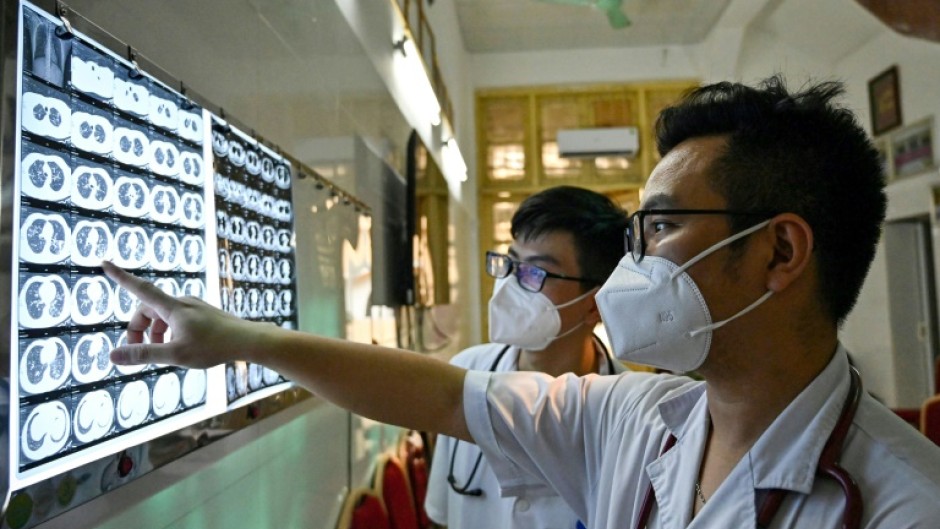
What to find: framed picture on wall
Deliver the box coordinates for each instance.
[891,117,935,179]
[869,65,902,136]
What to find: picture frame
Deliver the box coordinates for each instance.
[869,65,902,136]
[890,117,935,179]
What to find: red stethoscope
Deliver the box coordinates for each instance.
[634,367,863,529]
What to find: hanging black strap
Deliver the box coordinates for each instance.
[447,345,512,496]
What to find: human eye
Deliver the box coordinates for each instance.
[516,262,546,291]
[645,214,678,237]
[651,219,672,233]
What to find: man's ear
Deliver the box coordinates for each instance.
[585,292,603,326]
[765,213,814,293]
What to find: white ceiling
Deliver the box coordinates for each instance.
[455,0,734,52]
[753,0,885,65]
[452,0,886,61]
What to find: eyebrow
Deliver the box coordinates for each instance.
[639,193,679,210]
[525,254,562,268]
[507,247,562,268]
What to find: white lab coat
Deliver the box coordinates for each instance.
[464,346,940,528]
[426,340,625,529]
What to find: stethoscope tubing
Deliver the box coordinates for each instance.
[448,337,616,497]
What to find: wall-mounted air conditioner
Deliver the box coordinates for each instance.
[557,126,639,158]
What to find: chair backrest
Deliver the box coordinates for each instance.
[892,407,920,429]
[336,488,391,529]
[409,457,430,529]
[374,453,420,529]
[921,394,940,446]
[935,356,940,395]
[398,431,431,529]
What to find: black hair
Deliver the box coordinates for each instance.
[511,186,628,289]
[656,75,887,324]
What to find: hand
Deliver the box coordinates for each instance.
[102,261,264,368]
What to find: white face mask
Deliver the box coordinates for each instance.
[488,276,597,351]
[595,220,773,373]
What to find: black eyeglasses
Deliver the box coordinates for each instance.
[485,251,598,293]
[625,209,777,262]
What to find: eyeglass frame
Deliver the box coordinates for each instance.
[625,209,778,262]
[485,250,601,293]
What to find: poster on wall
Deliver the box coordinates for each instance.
[9,1,220,490]
[891,117,935,179]
[210,117,298,406]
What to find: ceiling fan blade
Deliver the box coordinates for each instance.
[533,0,630,29]
[606,7,631,28]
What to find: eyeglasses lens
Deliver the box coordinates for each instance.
[486,252,510,279]
[515,262,545,292]
[631,213,644,262]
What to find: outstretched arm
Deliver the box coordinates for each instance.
[102,261,472,441]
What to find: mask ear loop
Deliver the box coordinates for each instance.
[690,290,773,338]
[553,285,600,310]
[670,219,772,280]
[656,219,774,338]
[552,319,586,341]
[662,218,775,338]
[539,286,599,347]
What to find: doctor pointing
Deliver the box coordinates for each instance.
[105,75,940,528]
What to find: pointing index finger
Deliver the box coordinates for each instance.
[101,261,177,316]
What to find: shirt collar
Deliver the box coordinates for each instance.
[658,380,707,439]
[654,345,852,494]
[748,345,851,493]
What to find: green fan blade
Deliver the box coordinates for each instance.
[606,7,630,28]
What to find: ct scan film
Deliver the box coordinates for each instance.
[12,3,212,487]
[212,117,297,406]
[4,3,305,523]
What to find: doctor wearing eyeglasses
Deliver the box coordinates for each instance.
[425,186,628,529]
[104,77,940,529]
[458,78,940,529]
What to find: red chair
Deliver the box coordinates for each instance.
[921,394,940,446]
[409,458,430,529]
[374,454,420,529]
[935,357,940,395]
[892,408,920,429]
[336,488,391,529]
[398,431,431,529]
